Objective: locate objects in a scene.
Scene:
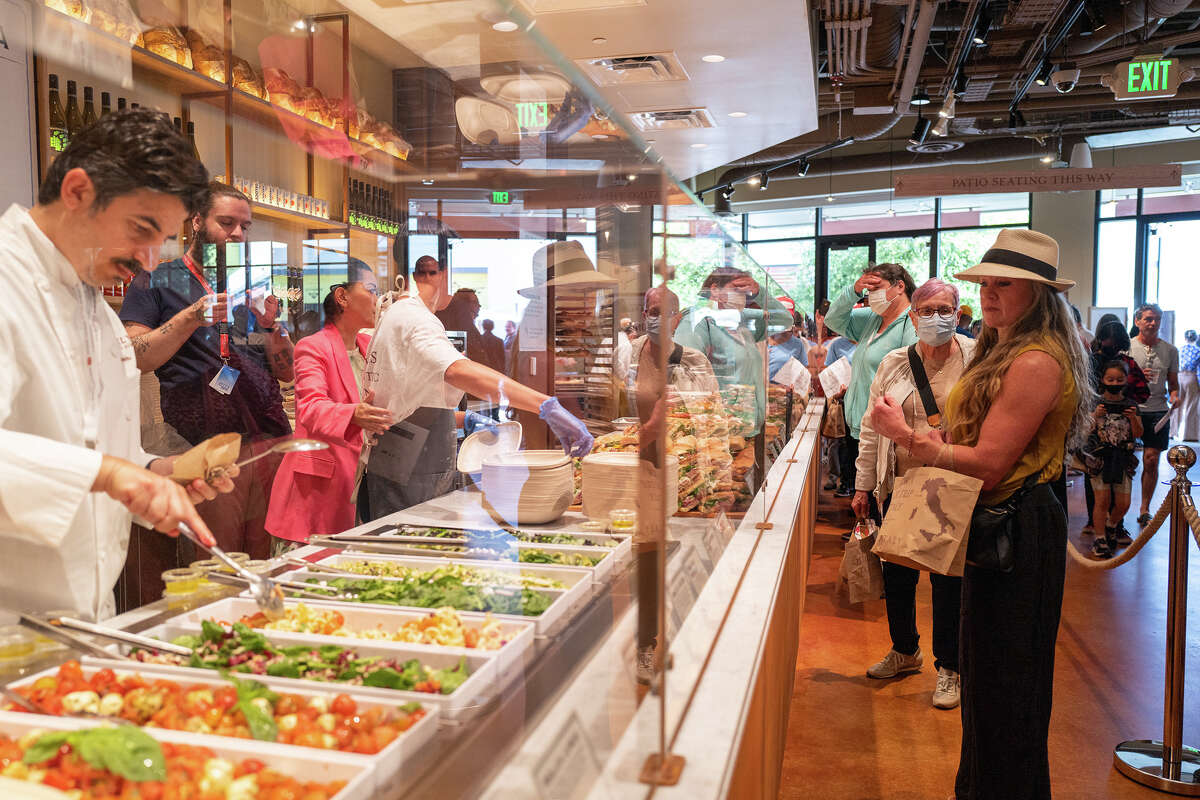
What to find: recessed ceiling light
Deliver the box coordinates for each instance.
[728,111,748,118]
[591,133,610,140]
[492,20,519,32]
[690,142,708,148]
[592,37,607,45]
[701,54,725,63]
[421,179,435,185]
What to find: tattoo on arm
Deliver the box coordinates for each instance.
[132,336,150,354]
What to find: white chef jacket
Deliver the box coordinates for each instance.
[0,204,150,622]
[362,294,466,422]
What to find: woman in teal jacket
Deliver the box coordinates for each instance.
[824,262,918,496]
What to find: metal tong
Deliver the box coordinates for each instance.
[203,570,355,601]
[17,614,191,659]
[177,522,285,620]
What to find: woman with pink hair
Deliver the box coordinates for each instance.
[853,278,976,710]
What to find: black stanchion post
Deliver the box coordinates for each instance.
[1113,445,1200,794]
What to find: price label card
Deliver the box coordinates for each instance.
[533,712,601,800]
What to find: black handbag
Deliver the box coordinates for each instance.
[966,473,1040,573]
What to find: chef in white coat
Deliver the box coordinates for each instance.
[0,109,232,622]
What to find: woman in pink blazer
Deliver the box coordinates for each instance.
[266,279,394,548]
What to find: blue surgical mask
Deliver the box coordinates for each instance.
[916,312,957,346]
[644,315,661,337]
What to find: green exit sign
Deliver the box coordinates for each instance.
[1110,57,1184,100]
[515,101,550,130]
[491,191,511,204]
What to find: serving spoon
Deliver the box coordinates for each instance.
[204,437,329,482]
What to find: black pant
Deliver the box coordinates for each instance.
[839,434,859,490]
[955,484,1067,800]
[882,562,961,672]
[867,492,961,672]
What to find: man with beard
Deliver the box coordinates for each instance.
[121,181,293,561]
[0,109,232,622]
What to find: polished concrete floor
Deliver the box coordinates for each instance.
[781,446,1200,800]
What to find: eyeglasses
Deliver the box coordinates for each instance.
[915,306,957,318]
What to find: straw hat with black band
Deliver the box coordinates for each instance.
[953,228,1075,292]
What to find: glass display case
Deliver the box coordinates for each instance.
[0,0,824,796]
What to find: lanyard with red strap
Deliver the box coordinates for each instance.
[182,253,229,361]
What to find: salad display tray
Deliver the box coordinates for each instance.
[132,621,499,721]
[0,708,376,799]
[4,660,439,796]
[276,558,592,638]
[178,596,536,685]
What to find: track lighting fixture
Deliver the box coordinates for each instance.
[909,116,931,145]
[1080,1,1106,35]
[759,171,770,191]
[931,117,950,137]
[747,174,761,187]
[1034,62,1054,87]
[798,159,811,176]
[973,5,991,46]
[720,186,735,201]
[938,94,955,119]
[954,72,969,97]
[911,87,932,106]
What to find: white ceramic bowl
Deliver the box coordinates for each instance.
[481,450,573,525]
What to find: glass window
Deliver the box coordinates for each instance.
[937,228,1008,313]
[664,237,726,308]
[1098,188,1138,218]
[826,243,874,299]
[746,208,816,240]
[876,236,932,281]
[747,240,816,313]
[1095,220,1137,315]
[939,193,1030,227]
[820,197,935,235]
[1142,181,1200,215]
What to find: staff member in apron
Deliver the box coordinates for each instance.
[359,249,594,519]
[0,110,233,622]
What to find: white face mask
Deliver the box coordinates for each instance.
[644,314,661,337]
[916,312,957,347]
[868,286,892,315]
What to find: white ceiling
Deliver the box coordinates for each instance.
[329,0,820,180]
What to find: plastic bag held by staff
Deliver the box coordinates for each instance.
[169,433,242,483]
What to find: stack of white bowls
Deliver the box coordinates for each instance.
[581,452,679,520]
[481,450,574,525]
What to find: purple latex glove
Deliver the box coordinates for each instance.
[539,397,594,457]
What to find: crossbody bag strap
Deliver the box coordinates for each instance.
[906,344,941,428]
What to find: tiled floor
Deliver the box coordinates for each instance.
[781,446,1200,800]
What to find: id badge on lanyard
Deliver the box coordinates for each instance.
[183,254,239,394]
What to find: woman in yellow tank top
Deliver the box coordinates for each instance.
[870,229,1094,800]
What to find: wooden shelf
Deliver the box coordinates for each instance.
[42,7,415,179]
[251,201,342,229]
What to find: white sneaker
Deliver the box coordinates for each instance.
[932,667,961,709]
[866,647,923,679]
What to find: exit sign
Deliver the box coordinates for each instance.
[1109,57,1185,100]
[515,101,550,131]
[491,190,511,204]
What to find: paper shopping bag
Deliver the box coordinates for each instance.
[839,522,884,604]
[873,466,982,576]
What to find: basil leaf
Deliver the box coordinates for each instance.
[236,700,279,742]
[362,667,412,690]
[22,732,69,765]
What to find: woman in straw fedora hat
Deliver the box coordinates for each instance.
[870,228,1095,800]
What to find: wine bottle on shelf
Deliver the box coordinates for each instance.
[117,97,127,111]
[82,86,98,129]
[367,185,378,231]
[130,102,139,110]
[373,186,383,232]
[186,121,201,163]
[100,91,111,117]
[348,180,359,227]
[65,80,83,141]
[172,117,182,134]
[48,74,69,154]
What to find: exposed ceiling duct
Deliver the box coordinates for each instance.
[1064,0,1196,56]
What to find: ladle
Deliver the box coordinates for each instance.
[205,437,329,482]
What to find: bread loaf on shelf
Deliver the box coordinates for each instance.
[185,29,224,82]
[45,0,89,23]
[232,57,264,99]
[263,67,304,115]
[300,86,333,127]
[328,99,360,138]
[139,26,192,69]
[88,0,139,43]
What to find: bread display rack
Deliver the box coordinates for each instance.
[549,289,618,432]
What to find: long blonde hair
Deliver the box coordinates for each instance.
[948,284,1096,450]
